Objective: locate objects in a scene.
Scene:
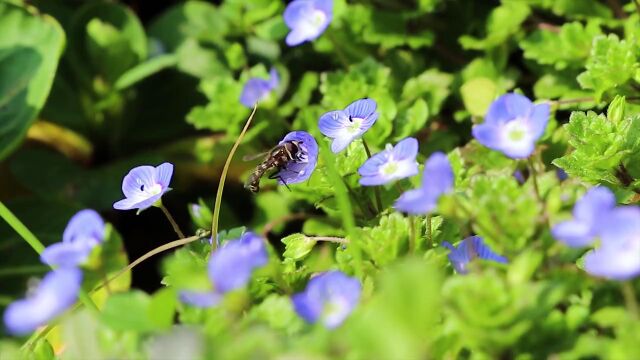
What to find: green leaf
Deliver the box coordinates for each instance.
[101,291,155,332]
[577,34,638,101]
[0,3,65,160]
[114,54,178,91]
[460,77,497,117]
[281,233,317,261]
[459,2,530,50]
[393,98,429,140]
[520,21,601,70]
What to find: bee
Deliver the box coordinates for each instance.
[244,140,305,193]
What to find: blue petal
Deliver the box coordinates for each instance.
[526,103,550,139]
[179,291,221,308]
[155,163,174,188]
[318,110,350,138]
[62,209,105,246]
[421,152,454,196]
[268,68,279,89]
[240,78,271,108]
[444,236,507,274]
[283,0,313,28]
[394,188,436,214]
[599,207,640,249]
[3,268,82,335]
[312,0,333,15]
[574,187,616,224]
[472,123,502,150]
[487,93,533,123]
[330,136,356,153]
[584,247,640,280]
[208,232,267,293]
[41,242,92,268]
[391,137,419,160]
[344,98,377,120]
[551,220,594,247]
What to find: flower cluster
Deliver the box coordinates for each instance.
[552,187,640,280]
[180,232,268,307]
[4,210,107,335]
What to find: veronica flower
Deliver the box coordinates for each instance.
[472,93,550,159]
[180,232,268,307]
[394,152,453,214]
[41,209,106,268]
[442,236,508,274]
[113,163,174,212]
[284,0,332,46]
[318,98,379,153]
[275,131,319,186]
[292,271,361,329]
[239,68,279,108]
[584,207,640,280]
[551,187,616,247]
[3,268,82,335]
[358,137,419,186]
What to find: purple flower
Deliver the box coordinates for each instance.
[3,268,82,335]
[180,232,268,308]
[292,271,361,329]
[394,152,453,214]
[551,187,616,247]
[275,131,318,186]
[442,236,508,274]
[113,163,173,212]
[584,207,640,280]
[358,137,419,186]
[472,93,549,159]
[239,68,279,108]
[284,0,332,46]
[318,98,379,153]
[41,209,105,268]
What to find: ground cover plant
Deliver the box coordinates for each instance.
[1,0,640,358]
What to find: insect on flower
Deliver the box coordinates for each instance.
[244,131,318,193]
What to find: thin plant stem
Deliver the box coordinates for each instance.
[362,139,384,213]
[622,282,639,320]
[159,204,185,239]
[318,144,364,278]
[408,216,416,253]
[211,105,258,251]
[527,158,543,203]
[426,214,433,249]
[326,31,350,70]
[0,265,48,277]
[309,236,349,244]
[0,201,99,314]
[635,0,640,18]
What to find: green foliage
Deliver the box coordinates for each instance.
[3,0,640,359]
[0,2,64,160]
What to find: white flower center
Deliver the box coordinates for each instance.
[503,119,529,142]
[347,117,364,134]
[310,9,327,28]
[147,183,163,195]
[381,161,398,176]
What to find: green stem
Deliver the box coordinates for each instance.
[211,105,258,251]
[362,139,383,213]
[0,201,99,314]
[408,216,416,253]
[0,201,45,254]
[527,158,542,204]
[426,214,433,249]
[326,31,350,70]
[0,265,48,277]
[159,204,185,239]
[319,144,364,278]
[308,236,349,244]
[622,282,639,320]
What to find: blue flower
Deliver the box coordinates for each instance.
[551,187,616,247]
[239,68,279,108]
[113,163,174,212]
[318,98,379,153]
[41,209,106,268]
[442,236,508,274]
[180,232,268,307]
[292,271,361,329]
[584,207,640,280]
[394,152,453,214]
[358,137,419,186]
[472,93,549,159]
[3,268,82,335]
[284,0,332,46]
[275,131,319,186]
